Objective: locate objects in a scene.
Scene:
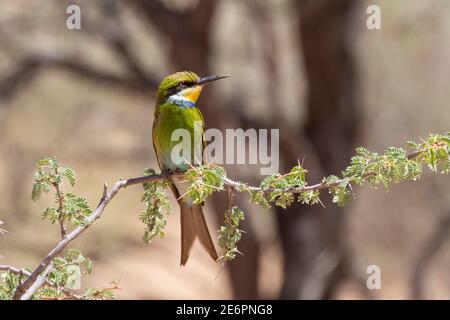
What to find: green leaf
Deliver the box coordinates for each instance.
[66,265,81,290]
[37,157,58,169]
[273,192,294,209]
[249,190,270,208]
[61,167,76,186]
[298,190,321,205]
[185,163,226,204]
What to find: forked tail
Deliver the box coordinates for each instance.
[180,202,218,266]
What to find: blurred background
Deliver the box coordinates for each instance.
[1,0,450,299]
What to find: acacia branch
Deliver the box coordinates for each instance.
[11,135,448,299]
[12,173,171,300]
[222,148,429,195]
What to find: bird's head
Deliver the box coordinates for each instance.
[156,71,229,110]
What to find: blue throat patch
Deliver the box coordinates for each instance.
[167,96,196,109]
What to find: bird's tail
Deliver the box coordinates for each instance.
[179,201,218,266]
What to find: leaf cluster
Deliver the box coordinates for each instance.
[185,163,226,204]
[140,168,173,243]
[0,158,117,300]
[32,157,91,227]
[218,206,245,262]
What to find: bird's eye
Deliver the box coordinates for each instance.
[177,81,190,90]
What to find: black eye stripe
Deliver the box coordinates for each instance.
[179,81,192,87]
[166,81,195,97]
[176,81,195,90]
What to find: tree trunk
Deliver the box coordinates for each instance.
[276,0,361,299]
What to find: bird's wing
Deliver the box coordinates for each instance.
[152,115,163,171]
[195,107,206,165]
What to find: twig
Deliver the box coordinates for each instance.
[0,265,30,279]
[0,264,72,297]
[54,168,67,239]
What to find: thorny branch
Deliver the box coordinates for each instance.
[54,167,67,239]
[8,135,450,299]
[12,173,172,300]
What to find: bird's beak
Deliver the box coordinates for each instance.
[197,75,230,86]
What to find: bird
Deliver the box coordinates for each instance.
[152,71,229,265]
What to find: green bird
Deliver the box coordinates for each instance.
[152,71,229,265]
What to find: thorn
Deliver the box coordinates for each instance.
[318,198,326,208]
[348,183,356,199]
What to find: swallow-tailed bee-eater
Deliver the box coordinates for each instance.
[152,71,229,265]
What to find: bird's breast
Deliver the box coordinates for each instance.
[153,104,204,172]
